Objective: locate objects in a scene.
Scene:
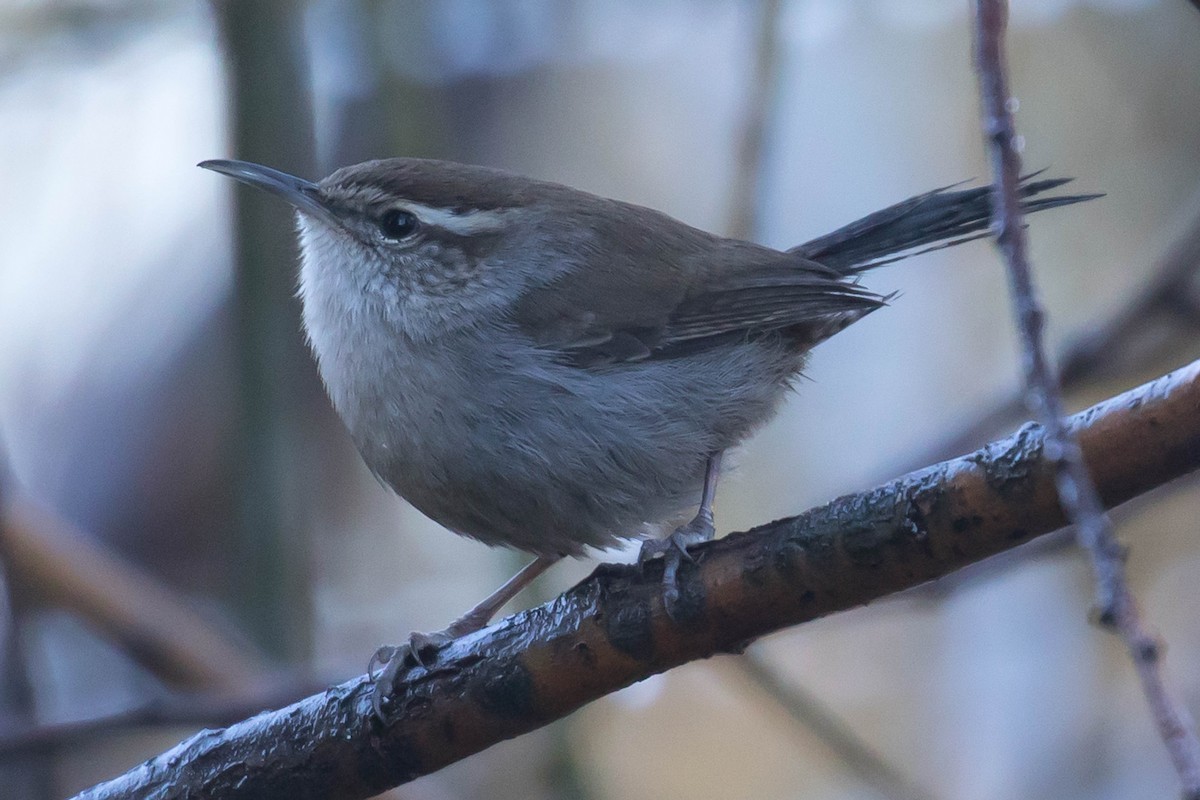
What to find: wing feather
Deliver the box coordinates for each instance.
[512,235,881,367]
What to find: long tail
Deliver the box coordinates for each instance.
[790,174,1101,275]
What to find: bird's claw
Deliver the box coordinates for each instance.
[367,645,397,681]
[639,512,715,617]
[368,630,454,721]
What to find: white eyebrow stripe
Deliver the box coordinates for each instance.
[400,202,519,234]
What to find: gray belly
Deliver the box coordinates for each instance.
[345,332,801,557]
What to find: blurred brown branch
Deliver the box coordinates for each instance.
[0,677,323,758]
[0,464,52,797]
[0,496,264,692]
[973,2,1200,797]
[70,360,1200,800]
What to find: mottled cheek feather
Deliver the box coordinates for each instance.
[296,216,521,344]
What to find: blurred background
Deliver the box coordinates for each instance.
[2,0,1200,798]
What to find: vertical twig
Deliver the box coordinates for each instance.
[727,0,784,241]
[899,199,1200,476]
[211,0,319,661]
[972,2,1200,796]
[723,3,934,798]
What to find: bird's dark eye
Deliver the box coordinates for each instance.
[379,208,419,240]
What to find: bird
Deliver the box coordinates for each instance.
[199,157,1094,712]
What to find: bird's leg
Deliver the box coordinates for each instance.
[369,554,560,719]
[639,452,723,613]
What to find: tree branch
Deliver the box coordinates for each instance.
[902,198,1200,597]
[0,677,324,758]
[71,359,1200,800]
[972,2,1200,795]
[0,497,264,692]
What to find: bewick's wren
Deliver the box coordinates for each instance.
[200,157,1092,709]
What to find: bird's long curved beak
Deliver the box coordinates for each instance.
[198,159,341,227]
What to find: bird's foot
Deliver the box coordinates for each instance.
[368,612,490,721]
[639,510,715,616]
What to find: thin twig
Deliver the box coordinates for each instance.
[900,196,1200,473]
[68,361,1200,799]
[726,654,934,800]
[906,202,1200,596]
[723,3,938,796]
[727,0,784,241]
[972,2,1200,796]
